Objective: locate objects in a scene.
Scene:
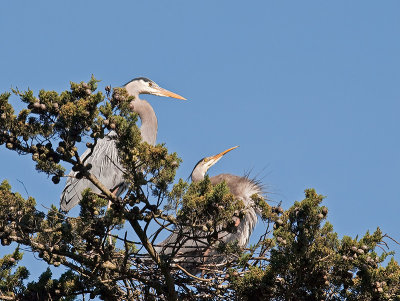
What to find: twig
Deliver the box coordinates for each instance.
[383,234,400,246]
[16,179,29,197]
[0,295,15,300]
[175,264,213,282]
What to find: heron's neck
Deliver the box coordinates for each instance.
[191,169,205,183]
[132,98,158,146]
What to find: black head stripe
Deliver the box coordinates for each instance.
[123,77,153,87]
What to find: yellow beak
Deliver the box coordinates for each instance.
[157,88,186,100]
[211,146,239,161]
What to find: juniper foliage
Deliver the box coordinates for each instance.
[0,78,399,300]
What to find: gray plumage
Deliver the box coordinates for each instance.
[156,146,263,273]
[210,174,261,247]
[60,78,186,211]
[60,131,124,211]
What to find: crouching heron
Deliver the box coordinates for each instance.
[157,146,263,274]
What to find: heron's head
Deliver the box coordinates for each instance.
[123,77,186,100]
[191,146,239,182]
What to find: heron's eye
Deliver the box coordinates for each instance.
[148,82,153,87]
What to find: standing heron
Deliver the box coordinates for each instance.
[60,77,186,211]
[157,146,262,273]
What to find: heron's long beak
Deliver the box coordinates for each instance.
[156,87,186,100]
[212,146,239,161]
[206,146,239,170]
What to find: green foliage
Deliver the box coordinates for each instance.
[25,268,78,301]
[1,76,104,179]
[0,247,28,298]
[173,176,245,237]
[232,189,400,301]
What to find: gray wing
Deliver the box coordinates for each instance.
[60,131,125,211]
[155,227,210,273]
[210,174,261,247]
[155,229,208,255]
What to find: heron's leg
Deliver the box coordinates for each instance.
[201,248,211,277]
[107,187,119,245]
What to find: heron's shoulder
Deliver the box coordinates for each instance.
[210,173,249,190]
[210,173,247,184]
[210,173,264,196]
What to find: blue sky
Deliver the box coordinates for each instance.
[1,1,399,281]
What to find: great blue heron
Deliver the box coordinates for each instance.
[60,77,186,211]
[157,146,262,273]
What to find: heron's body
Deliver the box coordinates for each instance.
[60,78,185,211]
[210,174,260,247]
[60,131,123,211]
[157,147,262,273]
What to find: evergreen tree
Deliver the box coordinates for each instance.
[0,78,399,300]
